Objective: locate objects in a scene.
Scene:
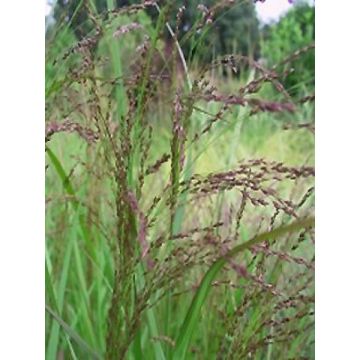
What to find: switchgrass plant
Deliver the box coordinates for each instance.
[45,1,315,359]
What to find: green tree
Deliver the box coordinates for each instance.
[166,0,260,64]
[52,0,260,65]
[261,2,315,94]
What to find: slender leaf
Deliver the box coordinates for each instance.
[46,305,101,360]
[171,217,314,360]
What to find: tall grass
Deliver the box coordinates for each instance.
[46,1,315,359]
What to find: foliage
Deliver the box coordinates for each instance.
[261,2,315,95]
[52,0,261,65]
[163,0,261,64]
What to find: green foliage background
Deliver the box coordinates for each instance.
[261,2,315,94]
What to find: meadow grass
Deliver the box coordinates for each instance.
[46,2,314,359]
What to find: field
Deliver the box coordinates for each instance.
[45,2,315,359]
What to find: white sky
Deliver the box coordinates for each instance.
[256,0,293,24]
[256,0,315,24]
[45,2,52,17]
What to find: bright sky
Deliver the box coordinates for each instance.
[45,2,52,17]
[256,0,315,24]
[255,0,293,24]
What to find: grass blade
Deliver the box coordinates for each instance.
[171,217,314,360]
[46,305,101,360]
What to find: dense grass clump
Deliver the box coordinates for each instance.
[46,1,314,359]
